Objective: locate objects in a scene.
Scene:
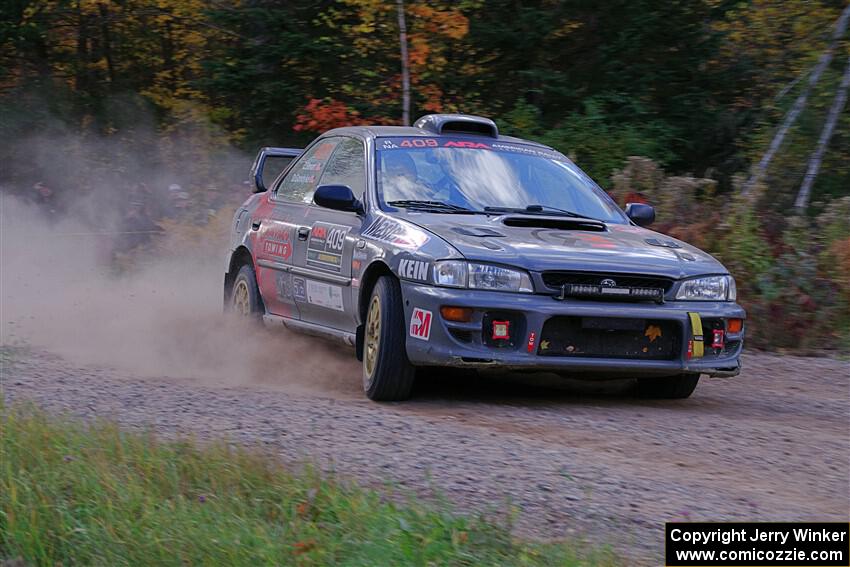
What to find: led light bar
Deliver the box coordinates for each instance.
[560,284,664,303]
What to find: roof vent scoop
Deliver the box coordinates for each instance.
[414,114,499,138]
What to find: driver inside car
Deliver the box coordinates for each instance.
[382,151,474,209]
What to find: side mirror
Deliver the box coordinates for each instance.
[625,202,655,227]
[314,184,364,214]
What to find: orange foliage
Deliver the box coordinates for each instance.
[417,84,445,112]
[407,4,469,40]
[293,98,364,132]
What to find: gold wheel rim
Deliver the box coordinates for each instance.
[364,295,381,379]
[233,280,251,316]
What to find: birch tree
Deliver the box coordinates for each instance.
[794,54,850,212]
[396,0,410,126]
[741,3,850,196]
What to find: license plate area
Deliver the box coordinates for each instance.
[539,316,680,359]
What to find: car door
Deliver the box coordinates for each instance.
[254,138,342,319]
[291,136,367,332]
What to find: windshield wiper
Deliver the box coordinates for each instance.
[484,204,602,222]
[387,200,482,214]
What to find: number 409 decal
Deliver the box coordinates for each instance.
[400,139,438,148]
[398,138,490,150]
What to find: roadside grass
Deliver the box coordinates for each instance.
[0,404,617,566]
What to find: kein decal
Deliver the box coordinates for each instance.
[398,258,429,281]
[409,308,432,341]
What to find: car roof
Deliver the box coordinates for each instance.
[321,125,555,151]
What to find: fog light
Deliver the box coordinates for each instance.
[491,320,511,340]
[727,318,743,333]
[440,306,473,322]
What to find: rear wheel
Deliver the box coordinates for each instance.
[636,373,700,399]
[229,264,264,321]
[363,276,415,401]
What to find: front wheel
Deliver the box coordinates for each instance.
[362,276,415,401]
[636,373,700,399]
[228,264,264,321]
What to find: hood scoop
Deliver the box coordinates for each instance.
[451,227,505,237]
[502,216,607,232]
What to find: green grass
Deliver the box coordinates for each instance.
[0,405,617,566]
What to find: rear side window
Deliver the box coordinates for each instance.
[318,137,366,198]
[275,138,340,204]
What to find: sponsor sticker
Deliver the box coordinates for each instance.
[306,280,344,311]
[261,227,292,261]
[292,276,306,302]
[527,331,536,352]
[377,137,569,162]
[307,222,349,272]
[363,216,429,250]
[398,258,429,281]
[409,308,432,341]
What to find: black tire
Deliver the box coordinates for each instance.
[362,276,416,401]
[228,264,264,321]
[636,373,700,399]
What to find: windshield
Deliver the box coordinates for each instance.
[376,137,627,223]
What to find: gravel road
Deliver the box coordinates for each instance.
[3,348,848,564]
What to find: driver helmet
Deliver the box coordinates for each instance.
[382,151,418,181]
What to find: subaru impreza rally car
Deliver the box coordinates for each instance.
[225,114,744,401]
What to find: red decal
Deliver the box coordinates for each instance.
[527,331,537,352]
[492,320,510,340]
[313,142,335,160]
[712,329,725,349]
[443,141,490,149]
[575,233,618,249]
[686,340,694,359]
[312,225,327,239]
[262,240,291,260]
[409,308,432,341]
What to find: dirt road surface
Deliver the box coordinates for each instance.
[3,347,848,564]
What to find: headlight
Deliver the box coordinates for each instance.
[434,260,467,288]
[675,275,736,301]
[433,261,533,293]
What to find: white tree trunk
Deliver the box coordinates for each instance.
[794,54,850,212]
[742,3,850,196]
[396,0,411,126]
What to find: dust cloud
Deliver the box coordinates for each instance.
[0,196,361,396]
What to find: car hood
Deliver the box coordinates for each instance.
[403,213,727,279]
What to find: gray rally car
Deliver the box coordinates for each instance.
[225,113,745,401]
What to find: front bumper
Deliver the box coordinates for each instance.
[401,282,745,378]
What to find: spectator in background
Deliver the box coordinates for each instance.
[28,182,57,218]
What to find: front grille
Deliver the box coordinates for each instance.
[538,316,681,360]
[542,271,674,292]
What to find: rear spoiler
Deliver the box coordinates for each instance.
[251,147,302,193]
